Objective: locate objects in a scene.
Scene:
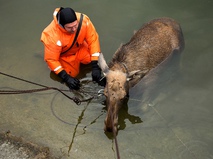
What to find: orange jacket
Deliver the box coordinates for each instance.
[41,8,101,74]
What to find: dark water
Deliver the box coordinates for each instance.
[0,0,213,159]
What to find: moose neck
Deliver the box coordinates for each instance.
[111,62,128,74]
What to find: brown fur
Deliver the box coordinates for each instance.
[99,17,185,133]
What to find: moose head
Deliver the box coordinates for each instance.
[98,53,147,133]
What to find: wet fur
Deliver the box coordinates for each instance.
[99,17,184,133]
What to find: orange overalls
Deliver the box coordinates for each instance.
[41,8,101,77]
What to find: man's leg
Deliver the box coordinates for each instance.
[59,42,91,77]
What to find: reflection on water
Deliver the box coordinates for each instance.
[103,97,143,139]
[1,0,213,158]
[117,98,143,131]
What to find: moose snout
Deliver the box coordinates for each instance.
[104,113,118,134]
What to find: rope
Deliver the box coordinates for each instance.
[0,71,121,157]
[0,71,93,105]
[114,131,120,159]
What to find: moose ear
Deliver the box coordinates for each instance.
[98,53,109,76]
[127,69,149,81]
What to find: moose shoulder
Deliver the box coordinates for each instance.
[98,17,184,133]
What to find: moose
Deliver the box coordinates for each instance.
[98,17,185,134]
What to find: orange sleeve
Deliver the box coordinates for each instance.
[84,16,101,61]
[41,30,64,74]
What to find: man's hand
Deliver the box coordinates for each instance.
[91,61,102,83]
[58,70,80,90]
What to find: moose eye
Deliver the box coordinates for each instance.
[104,89,108,96]
[120,97,125,102]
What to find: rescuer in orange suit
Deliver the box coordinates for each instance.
[41,7,104,90]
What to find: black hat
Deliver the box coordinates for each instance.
[59,7,77,27]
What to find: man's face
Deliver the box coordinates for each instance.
[64,20,78,34]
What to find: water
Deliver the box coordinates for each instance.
[0,0,213,158]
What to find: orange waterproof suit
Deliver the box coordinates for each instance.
[41,8,101,77]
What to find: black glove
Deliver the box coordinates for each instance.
[98,76,106,87]
[91,61,102,83]
[58,70,80,90]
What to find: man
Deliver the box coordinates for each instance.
[41,7,103,90]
